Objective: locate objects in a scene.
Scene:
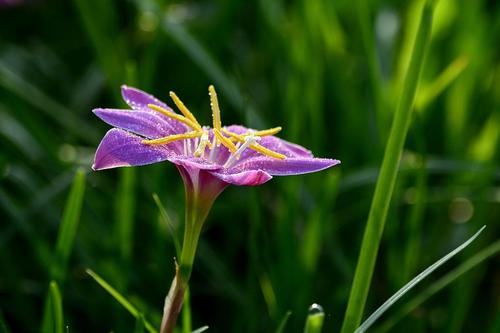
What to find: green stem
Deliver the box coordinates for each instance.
[160,169,224,333]
[340,2,434,333]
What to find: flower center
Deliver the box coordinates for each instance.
[142,85,286,166]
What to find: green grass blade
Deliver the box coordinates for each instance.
[72,0,126,98]
[191,326,209,333]
[182,287,192,333]
[134,313,146,333]
[85,269,158,333]
[415,56,469,110]
[0,306,11,333]
[0,62,99,141]
[377,237,500,332]
[51,168,86,282]
[275,311,292,333]
[114,168,136,290]
[303,304,325,333]
[49,281,64,333]
[355,226,486,333]
[152,193,181,257]
[340,2,435,332]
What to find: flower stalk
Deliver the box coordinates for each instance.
[160,167,227,333]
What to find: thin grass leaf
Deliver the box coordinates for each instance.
[51,168,86,282]
[303,304,325,333]
[86,269,158,333]
[152,193,181,257]
[50,281,64,333]
[275,311,292,333]
[376,237,500,333]
[0,306,11,333]
[0,62,99,141]
[340,3,435,332]
[416,56,469,110]
[134,313,146,333]
[191,326,209,333]
[40,281,65,333]
[182,287,192,333]
[160,17,244,113]
[355,226,486,333]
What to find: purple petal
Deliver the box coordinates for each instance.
[168,156,222,171]
[230,157,340,176]
[93,108,183,141]
[121,85,171,111]
[92,128,174,170]
[209,169,273,186]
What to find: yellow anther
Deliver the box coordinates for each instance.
[148,104,201,132]
[213,129,238,153]
[221,128,286,160]
[169,91,202,131]
[253,126,282,137]
[249,142,286,160]
[142,131,200,145]
[194,131,210,157]
[221,128,244,141]
[209,85,222,131]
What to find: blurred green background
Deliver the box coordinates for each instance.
[0,0,499,332]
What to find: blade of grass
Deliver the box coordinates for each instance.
[51,168,86,282]
[49,281,64,333]
[152,193,181,257]
[340,2,435,332]
[415,56,469,111]
[191,326,209,333]
[355,226,486,333]
[356,0,385,139]
[114,168,136,290]
[161,17,244,113]
[86,269,158,333]
[72,0,126,99]
[377,237,500,332]
[182,287,192,333]
[135,314,146,333]
[303,304,325,333]
[275,311,292,333]
[0,62,99,141]
[41,169,85,332]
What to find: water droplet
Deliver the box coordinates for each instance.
[308,303,324,315]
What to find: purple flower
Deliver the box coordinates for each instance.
[93,85,340,192]
[92,85,340,333]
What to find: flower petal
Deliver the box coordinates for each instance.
[230,157,340,176]
[92,128,174,170]
[168,156,222,171]
[93,108,181,140]
[209,169,273,186]
[121,85,171,111]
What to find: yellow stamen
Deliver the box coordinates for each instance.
[209,85,222,131]
[253,126,282,137]
[221,128,286,159]
[249,142,286,160]
[142,131,200,145]
[148,104,200,131]
[213,129,238,153]
[221,128,244,141]
[169,91,202,131]
[194,131,210,157]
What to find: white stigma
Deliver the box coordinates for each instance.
[223,134,260,169]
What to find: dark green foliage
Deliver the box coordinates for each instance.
[0,0,498,332]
